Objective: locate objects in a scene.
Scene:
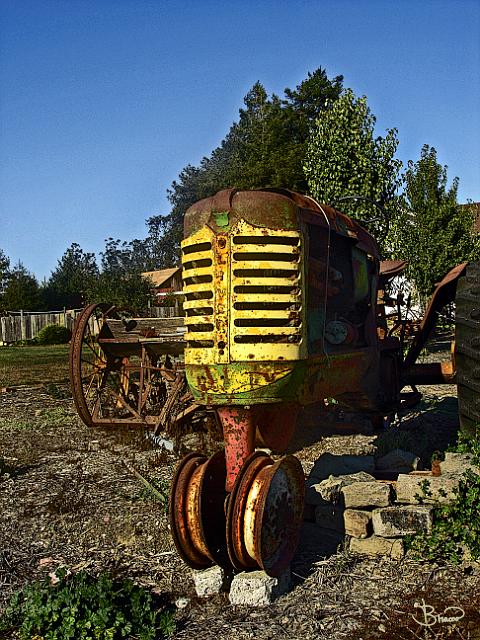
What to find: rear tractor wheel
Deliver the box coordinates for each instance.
[455,262,480,437]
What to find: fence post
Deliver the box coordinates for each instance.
[20,310,26,342]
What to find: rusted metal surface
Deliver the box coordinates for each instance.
[69,303,194,430]
[403,361,455,386]
[225,452,305,577]
[70,189,472,581]
[226,452,271,571]
[254,455,305,577]
[217,407,256,493]
[70,303,116,427]
[169,451,230,570]
[169,453,212,569]
[404,262,467,367]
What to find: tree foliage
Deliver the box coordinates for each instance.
[84,238,153,312]
[304,88,403,247]
[147,68,343,266]
[391,145,480,301]
[45,243,99,309]
[0,248,10,296]
[1,262,43,311]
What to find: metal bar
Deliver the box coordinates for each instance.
[403,361,455,385]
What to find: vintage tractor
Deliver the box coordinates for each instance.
[69,188,479,577]
[169,188,478,577]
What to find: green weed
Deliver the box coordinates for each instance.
[0,570,175,640]
[0,418,33,431]
[406,430,480,563]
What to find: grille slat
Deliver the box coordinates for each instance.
[182,240,215,350]
[231,230,302,351]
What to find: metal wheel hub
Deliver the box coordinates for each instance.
[226,452,305,577]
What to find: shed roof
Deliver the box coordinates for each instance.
[142,267,181,288]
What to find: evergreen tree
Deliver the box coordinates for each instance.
[0,249,10,297]
[146,68,343,266]
[84,238,152,312]
[1,262,43,311]
[46,243,98,309]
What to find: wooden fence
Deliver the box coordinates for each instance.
[0,303,184,344]
[0,309,81,344]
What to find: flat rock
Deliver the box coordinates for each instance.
[344,509,372,538]
[372,505,433,537]
[309,454,375,482]
[192,566,229,598]
[395,474,460,504]
[229,569,291,606]
[440,452,479,477]
[305,471,375,506]
[349,535,404,559]
[342,481,392,509]
[376,449,420,473]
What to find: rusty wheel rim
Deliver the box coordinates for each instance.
[70,303,114,426]
[226,451,272,571]
[197,450,231,569]
[70,303,141,427]
[169,453,212,569]
[254,455,305,577]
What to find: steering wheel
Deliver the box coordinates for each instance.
[330,195,390,242]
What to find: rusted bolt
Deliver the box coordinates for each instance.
[218,341,226,350]
[218,237,226,249]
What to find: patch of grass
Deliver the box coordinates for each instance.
[0,418,34,431]
[0,570,176,640]
[0,344,70,386]
[39,407,73,426]
[137,476,170,514]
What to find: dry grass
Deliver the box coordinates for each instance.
[0,344,70,387]
[2,339,480,639]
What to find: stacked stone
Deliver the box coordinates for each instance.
[304,450,477,559]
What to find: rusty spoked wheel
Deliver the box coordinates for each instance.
[169,451,231,570]
[70,303,123,427]
[226,452,305,577]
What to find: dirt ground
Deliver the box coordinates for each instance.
[1,359,480,639]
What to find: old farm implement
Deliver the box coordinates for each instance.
[70,188,480,578]
[69,303,195,434]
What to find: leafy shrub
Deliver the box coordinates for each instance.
[0,570,175,640]
[406,431,480,563]
[36,324,71,345]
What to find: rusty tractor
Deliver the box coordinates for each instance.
[70,188,479,577]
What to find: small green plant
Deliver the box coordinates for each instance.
[0,417,33,430]
[36,324,71,345]
[40,407,72,426]
[413,478,432,504]
[406,430,480,563]
[0,570,175,640]
[137,476,170,515]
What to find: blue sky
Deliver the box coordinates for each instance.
[1,0,479,281]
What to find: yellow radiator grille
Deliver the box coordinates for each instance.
[230,225,303,360]
[182,238,215,353]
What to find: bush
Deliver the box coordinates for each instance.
[0,570,175,640]
[36,324,71,345]
[406,431,480,563]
